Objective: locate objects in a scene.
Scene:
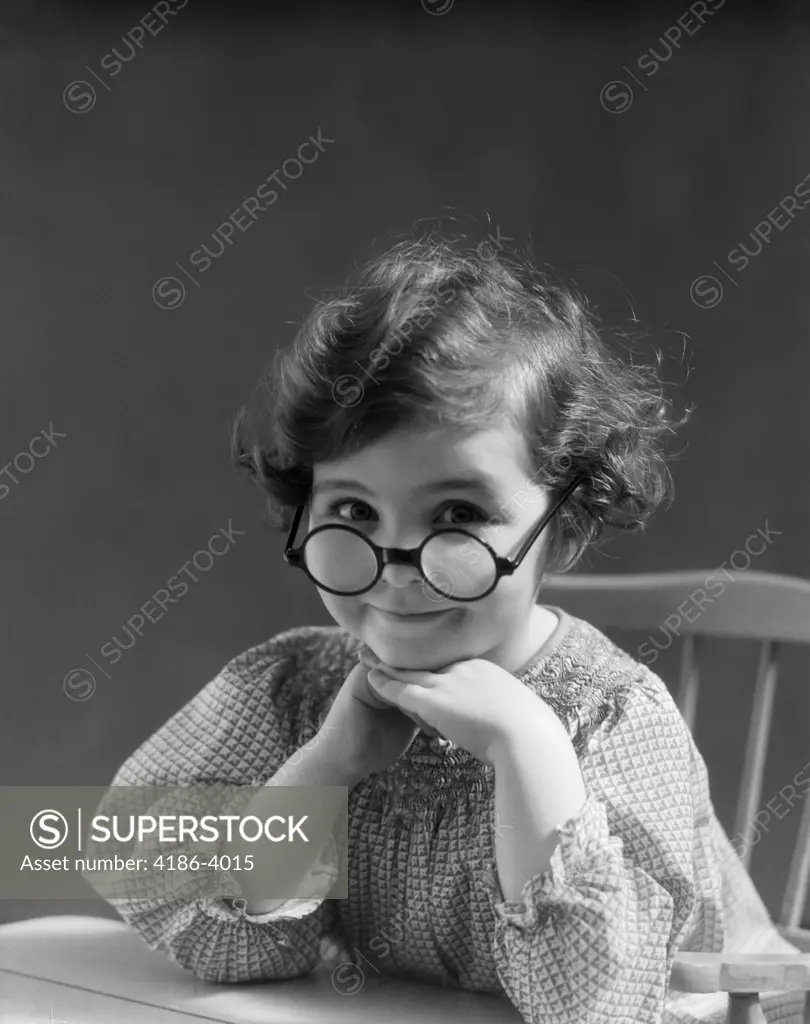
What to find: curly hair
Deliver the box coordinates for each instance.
[230,226,691,576]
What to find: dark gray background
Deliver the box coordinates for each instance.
[2,0,808,926]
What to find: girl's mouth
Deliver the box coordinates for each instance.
[372,607,453,626]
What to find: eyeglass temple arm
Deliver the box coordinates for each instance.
[284,502,307,563]
[502,475,585,573]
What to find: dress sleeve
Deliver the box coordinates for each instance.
[88,631,349,984]
[481,684,713,1024]
[222,828,341,922]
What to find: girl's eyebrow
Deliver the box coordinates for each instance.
[312,475,503,502]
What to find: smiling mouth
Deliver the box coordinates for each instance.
[373,607,451,621]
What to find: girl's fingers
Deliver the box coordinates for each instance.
[367,667,392,685]
[366,668,397,701]
[369,672,439,735]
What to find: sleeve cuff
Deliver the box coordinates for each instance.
[482,791,622,934]
[200,894,328,930]
[200,827,340,927]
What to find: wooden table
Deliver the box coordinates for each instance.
[0,915,523,1023]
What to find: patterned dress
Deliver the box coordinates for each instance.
[101,607,807,1024]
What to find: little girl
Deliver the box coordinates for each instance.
[105,228,806,1024]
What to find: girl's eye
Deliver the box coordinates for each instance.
[436,503,485,526]
[323,499,487,527]
[324,499,374,522]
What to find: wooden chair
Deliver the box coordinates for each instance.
[541,569,810,1024]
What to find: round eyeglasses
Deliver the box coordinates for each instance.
[283,475,582,602]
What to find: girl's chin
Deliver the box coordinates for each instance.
[365,636,459,671]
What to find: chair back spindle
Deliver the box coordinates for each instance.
[733,642,779,873]
[676,633,700,734]
[540,570,810,938]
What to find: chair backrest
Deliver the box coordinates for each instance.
[541,569,810,939]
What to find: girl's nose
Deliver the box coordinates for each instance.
[378,561,423,588]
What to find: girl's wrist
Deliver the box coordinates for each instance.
[485,703,568,767]
[310,730,367,788]
[270,733,363,790]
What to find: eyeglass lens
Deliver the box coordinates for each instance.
[302,527,498,599]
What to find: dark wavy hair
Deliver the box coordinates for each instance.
[230,227,691,576]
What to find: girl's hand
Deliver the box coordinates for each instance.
[359,648,555,766]
[318,652,421,779]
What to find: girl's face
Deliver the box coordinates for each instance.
[308,423,556,673]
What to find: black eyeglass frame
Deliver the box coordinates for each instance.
[283,475,584,602]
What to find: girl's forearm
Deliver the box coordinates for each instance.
[489,713,588,903]
[233,733,361,913]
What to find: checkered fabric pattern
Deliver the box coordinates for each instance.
[102,608,806,1024]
